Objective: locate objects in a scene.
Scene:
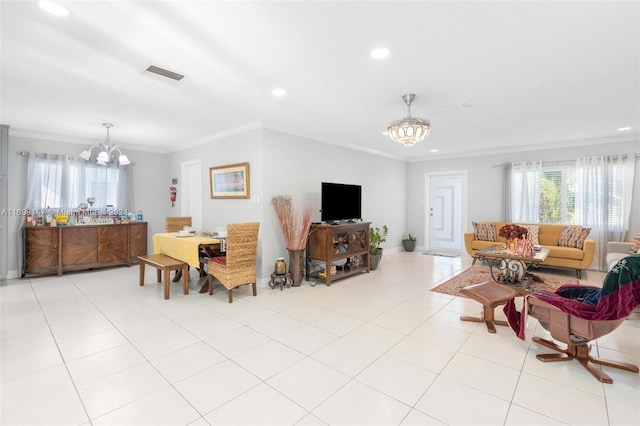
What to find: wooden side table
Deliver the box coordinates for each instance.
[269,273,292,290]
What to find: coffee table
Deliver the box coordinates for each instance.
[474,245,551,290]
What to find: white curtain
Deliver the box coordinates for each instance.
[507,161,542,223]
[574,155,636,271]
[24,153,131,212]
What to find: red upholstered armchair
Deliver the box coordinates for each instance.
[505,254,640,383]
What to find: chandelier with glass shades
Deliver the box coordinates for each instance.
[79,123,130,165]
[387,94,431,146]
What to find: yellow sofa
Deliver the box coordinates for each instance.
[464,222,595,279]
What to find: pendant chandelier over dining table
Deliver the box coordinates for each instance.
[79,123,130,165]
[387,94,431,146]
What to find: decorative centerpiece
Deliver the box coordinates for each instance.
[499,224,529,252]
[272,195,313,286]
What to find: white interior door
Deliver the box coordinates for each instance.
[425,171,467,252]
[181,159,203,229]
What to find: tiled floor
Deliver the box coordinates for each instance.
[1,252,639,425]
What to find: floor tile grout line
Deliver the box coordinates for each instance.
[27,278,94,425]
[64,273,236,422]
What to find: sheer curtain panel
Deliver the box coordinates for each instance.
[507,161,542,223]
[575,155,636,271]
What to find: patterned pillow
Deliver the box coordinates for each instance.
[557,226,591,249]
[472,222,497,241]
[518,224,540,245]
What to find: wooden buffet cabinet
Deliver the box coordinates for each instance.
[23,222,147,277]
[306,222,370,286]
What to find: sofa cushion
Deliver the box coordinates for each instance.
[546,246,585,261]
[472,222,497,241]
[557,225,591,249]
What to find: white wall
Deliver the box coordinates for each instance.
[166,128,264,276]
[10,129,635,282]
[165,128,408,283]
[408,140,640,246]
[261,129,408,280]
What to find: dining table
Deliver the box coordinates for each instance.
[152,232,221,292]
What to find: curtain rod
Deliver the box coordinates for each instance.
[17,151,136,164]
[493,153,640,168]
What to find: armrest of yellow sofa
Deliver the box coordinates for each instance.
[464,232,475,256]
[581,239,596,268]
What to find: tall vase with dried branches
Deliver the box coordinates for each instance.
[272,195,313,286]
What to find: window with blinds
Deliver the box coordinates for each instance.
[540,166,575,224]
[511,159,632,227]
[34,159,126,210]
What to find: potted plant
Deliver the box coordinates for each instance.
[369,225,388,270]
[402,233,417,252]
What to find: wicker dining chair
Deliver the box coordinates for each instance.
[208,222,260,303]
[165,217,193,280]
[165,216,192,232]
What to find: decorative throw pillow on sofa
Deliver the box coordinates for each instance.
[557,225,591,249]
[472,222,497,241]
[518,224,540,245]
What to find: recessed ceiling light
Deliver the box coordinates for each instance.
[371,47,390,59]
[430,149,439,153]
[617,126,632,131]
[39,1,70,17]
[272,88,286,97]
[382,131,389,135]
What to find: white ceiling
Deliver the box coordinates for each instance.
[2,1,639,161]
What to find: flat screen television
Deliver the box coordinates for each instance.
[321,182,362,223]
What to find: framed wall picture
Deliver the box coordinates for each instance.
[209,162,250,199]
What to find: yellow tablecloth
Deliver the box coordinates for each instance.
[152,233,220,268]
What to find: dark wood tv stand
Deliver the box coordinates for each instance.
[306,222,370,286]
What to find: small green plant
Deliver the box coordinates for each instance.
[403,233,417,241]
[370,225,388,256]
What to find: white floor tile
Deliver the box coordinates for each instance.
[92,387,201,426]
[2,254,634,426]
[440,352,520,401]
[312,380,411,425]
[400,409,447,426]
[233,339,306,380]
[204,383,307,425]
[77,363,169,419]
[344,322,405,352]
[512,373,609,425]
[151,341,227,383]
[173,359,261,414]
[414,376,510,425]
[267,357,350,411]
[356,354,437,406]
[132,327,200,360]
[387,335,457,374]
[205,325,271,357]
[504,404,567,425]
[606,399,640,426]
[57,329,129,362]
[1,343,64,383]
[67,343,147,385]
[0,388,88,426]
[311,338,382,377]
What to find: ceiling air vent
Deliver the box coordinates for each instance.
[145,65,184,81]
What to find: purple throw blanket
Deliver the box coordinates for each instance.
[504,254,640,340]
